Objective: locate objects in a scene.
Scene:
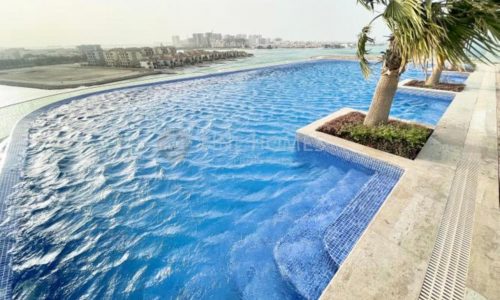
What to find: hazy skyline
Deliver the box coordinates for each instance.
[0,0,389,48]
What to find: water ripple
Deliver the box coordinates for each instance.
[10,61,450,299]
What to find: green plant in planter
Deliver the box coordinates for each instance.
[339,122,431,157]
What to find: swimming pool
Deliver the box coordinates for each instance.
[440,72,469,84]
[1,60,454,299]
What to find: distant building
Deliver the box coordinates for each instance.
[248,35,262,47]
[103,49,120,67]
[0,48,24,60]
[172,32,255,49]
[104,48,144,68]
[153,46,176,56]
[140,60,154,69]
[139,50,251,70]
[192,33,211,48]
[222,35,248,48]
[0,47,83,70]
[140,47,154,57]
[171,36,181,46]
[205,32,214,47]
[77,45,105,66]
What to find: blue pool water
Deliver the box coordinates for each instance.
[7,60,453,299]
[440,72,469,84]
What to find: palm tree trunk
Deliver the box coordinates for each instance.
[363,42,402,127]
[363,70,400,126]
[425,56,444,86]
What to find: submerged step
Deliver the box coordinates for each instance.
[229,167,349,299]
[273,169,371,300]
[323,171,400,267]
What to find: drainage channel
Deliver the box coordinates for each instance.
[419,154,479,300]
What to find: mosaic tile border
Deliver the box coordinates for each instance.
[0,106,37,300]
[296,133,404,177]
[296,133,404,269]
[323,171,400,266]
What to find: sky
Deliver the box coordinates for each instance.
[0,0,389,48]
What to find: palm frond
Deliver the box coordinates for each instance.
[356,0,390,11]
[429,0,500,67]
[357,25,375,77]
[356,0,499,79]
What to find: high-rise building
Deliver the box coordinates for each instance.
[248,35,262,47]
[192,33,209,48]
[172,36,181,46]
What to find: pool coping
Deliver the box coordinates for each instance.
[318,64,499,299]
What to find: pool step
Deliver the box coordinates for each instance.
[229,167,348,299]
[273,169,371,300]
[323,171,400,267]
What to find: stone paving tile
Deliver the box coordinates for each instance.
[316,65,498,300]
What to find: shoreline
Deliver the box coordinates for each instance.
[0,71,162,90]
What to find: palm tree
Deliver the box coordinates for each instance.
[357,0,445,126]
[425,0,500,86]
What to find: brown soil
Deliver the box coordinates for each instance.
[317,112,433,160]
[405,80,465,92]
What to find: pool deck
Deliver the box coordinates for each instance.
[314,64,499,299]
[497,69,500,202]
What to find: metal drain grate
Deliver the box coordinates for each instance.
[419,155,479,300]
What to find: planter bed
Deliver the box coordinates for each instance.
[317,111,433,159]
[404,79,465,92]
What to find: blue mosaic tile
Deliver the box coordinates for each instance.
[273,134,403,299]
[323,172,400,266]
[0,116,35,300]
[274,169,371,299]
